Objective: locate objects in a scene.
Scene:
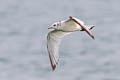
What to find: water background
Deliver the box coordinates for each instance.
[0,0,120,80]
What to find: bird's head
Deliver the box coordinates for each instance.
[48,22,61,30]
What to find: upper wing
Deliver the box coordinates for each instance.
[47,30,70,71]
[69,16,95,39]
[66,16,84,25]
[63,16,84,31]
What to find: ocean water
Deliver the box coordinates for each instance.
[0,0,120,80]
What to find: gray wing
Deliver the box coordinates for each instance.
[69,16,95,39]
[64,16,95,39]
[47,30,70,71]
[62,16,84,31]
[65,16,84,25]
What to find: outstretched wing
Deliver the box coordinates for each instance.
[47,30,70,71]
[63,16,84,32]
[69,16,95,40]
[66,16,84,25]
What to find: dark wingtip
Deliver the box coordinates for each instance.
[52,65,56,71]
[91,35,95,40]
[69,16,95,40]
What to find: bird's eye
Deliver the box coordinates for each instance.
[53,24,56,26]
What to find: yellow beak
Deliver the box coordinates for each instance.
[48,27,53,29]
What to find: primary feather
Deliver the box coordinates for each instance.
[47,30,71,71]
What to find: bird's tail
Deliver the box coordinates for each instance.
[82,25,95,31]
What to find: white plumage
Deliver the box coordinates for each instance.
[47,16,95,71]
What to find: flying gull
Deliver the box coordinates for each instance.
[47,16,95,71]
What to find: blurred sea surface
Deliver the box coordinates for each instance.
[0,0,120,80]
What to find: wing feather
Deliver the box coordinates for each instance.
[47,30,70,71]
[69,16,95,39]
[63,16,84,31]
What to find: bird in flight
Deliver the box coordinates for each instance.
[47,16,95,71]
